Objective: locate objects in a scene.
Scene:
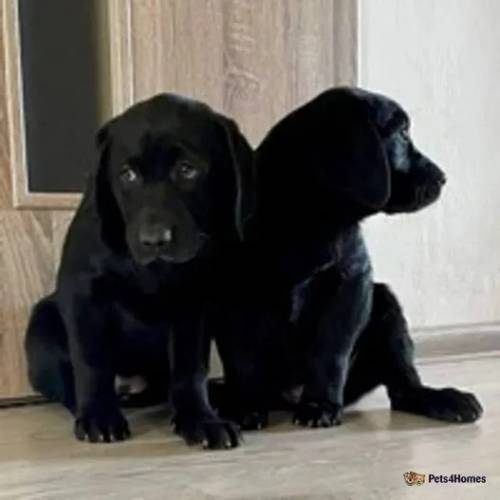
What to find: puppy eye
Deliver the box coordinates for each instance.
[177,162,200,181]
[120,166,139,184]
[400,127,410,142]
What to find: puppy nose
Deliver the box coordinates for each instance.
[439,174,447,185]
[139,225,173,250]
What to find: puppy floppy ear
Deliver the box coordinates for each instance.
[219,117,256,240]
[89,123,126,252]
[259,89,391,213]
[318,107,391,210]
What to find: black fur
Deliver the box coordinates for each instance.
[24,94,255,449]
[214,87,482,429]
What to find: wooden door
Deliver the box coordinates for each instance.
[0,3,57,400]
[0,0,357,401]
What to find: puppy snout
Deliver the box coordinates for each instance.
[425,160,446,186]
[139,224,174,250]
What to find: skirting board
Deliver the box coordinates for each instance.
[413,322,500,365]
[1,324,499,408]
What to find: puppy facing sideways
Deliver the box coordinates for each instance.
[25,94,254,449]
[214,87,483,429]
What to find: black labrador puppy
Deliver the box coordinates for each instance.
[25,94,254,449]
[214,87,482,429]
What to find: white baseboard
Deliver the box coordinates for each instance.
[413,322,500,363]
[2,324,499,408]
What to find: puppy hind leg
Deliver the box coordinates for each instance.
[343,283,417,406]
[353,284,483,423]
[25,295,76,412]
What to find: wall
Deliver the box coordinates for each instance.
[360,0,500,329]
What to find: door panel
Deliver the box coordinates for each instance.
[126,0,354,145]
[0,1,11,209]
[0,211,53,398]
[0,0,357,400]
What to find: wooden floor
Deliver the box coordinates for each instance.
[0,355,499,499]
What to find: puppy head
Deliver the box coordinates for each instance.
[91,94,254,266]
[351,88,446,214]
[257,87,446,226]
[256,88,392,227]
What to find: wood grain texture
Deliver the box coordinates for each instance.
[130,0,224,107]
[2,0,83,209]
[12,192,81,209]
[3,0,30,208]
[0,211,53,398]
[222,0,289,143]
[108,0,134,114]
[0,0,358,399]
[51,210,75,281]
[0,0,12,208]
[0,356,497,499]
[117,0,357,144]
[0,2,64,398]
[333,0,359,85]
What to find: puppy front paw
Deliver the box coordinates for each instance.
[174,414,241,449]
[217,405,269,431]
[235,410,269,431]
[293,401,343,428]
[391,386,483,423]
[74,406,130,443]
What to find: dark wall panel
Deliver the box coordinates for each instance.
[18,0,100,192]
